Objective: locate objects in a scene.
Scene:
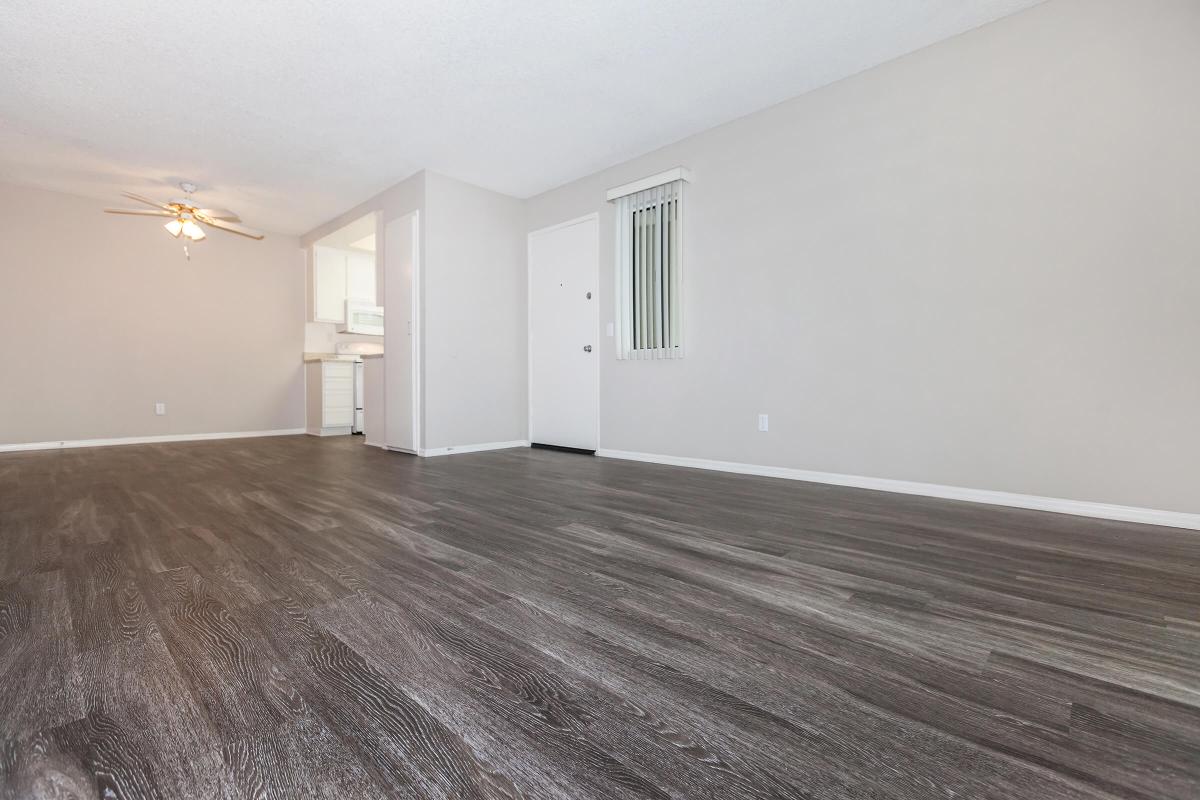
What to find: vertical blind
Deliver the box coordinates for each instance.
[614,179,683,360]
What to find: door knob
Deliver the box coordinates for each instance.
[583,345,592,353]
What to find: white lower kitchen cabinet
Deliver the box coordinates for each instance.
[305,359,355,436]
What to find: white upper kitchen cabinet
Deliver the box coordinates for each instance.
[314,245,376,323]
[314,245,347,322]
[346,250,375,302]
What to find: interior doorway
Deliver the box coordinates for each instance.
[307,212,381,436]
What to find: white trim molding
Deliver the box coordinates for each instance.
[596,449,1200,531]
[0,428,306,454]
[606,167,692,202]
[528,212,599,238]
[420,440,530,458]
[305,426,353,437]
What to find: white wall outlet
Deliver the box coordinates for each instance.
[757,413,769,432]
[606,322,615,337]
[155,402,167,416]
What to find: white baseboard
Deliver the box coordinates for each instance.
[366,442,418,455]
[595,449,1200,531]
[0,428,306,454]
[420,440,530,458]
[305,426,352,437]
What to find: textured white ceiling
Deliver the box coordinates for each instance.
[0,0,1043,235]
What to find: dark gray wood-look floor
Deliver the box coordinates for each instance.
[1,436,1198,799]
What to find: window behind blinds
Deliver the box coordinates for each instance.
[614,178,683,360]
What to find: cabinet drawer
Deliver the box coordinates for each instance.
[322,361,355,380]
[317,361,356,429]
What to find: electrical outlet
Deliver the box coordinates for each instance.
[155,402,167,416]
[757,413,769,432]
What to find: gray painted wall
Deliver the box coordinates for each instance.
[423,172,527,450]
[0,183,306,444]
[525,0,1200,514]
[300,169,426,318]
[300,170,528,452]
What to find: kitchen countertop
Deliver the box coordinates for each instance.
[302,352,364,363]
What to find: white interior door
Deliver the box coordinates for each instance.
[529,215,599,451]
[385,212,420,453]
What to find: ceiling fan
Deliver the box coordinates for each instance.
[104,182,264,259]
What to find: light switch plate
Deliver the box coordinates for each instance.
[606,322,615,337]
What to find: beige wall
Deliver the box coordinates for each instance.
[525,0,1200,514]
[0,183,305,444]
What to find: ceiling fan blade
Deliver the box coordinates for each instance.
[104,207,176,217]
[195,208,241,222]
[121,191,175,211]
[204,218,265,240]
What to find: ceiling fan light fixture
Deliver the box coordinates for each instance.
[181,220,205,241]
[110,184,263,247]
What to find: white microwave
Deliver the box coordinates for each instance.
[338,299,384,336]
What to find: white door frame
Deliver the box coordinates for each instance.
[407,210,422,455]
[384,210,422,454]
[527,212,600,450]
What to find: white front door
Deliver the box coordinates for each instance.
[529,215,599,451]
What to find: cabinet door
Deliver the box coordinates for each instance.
[346,250,376,303]
[322,362,355,427]
[314,246,347,322]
